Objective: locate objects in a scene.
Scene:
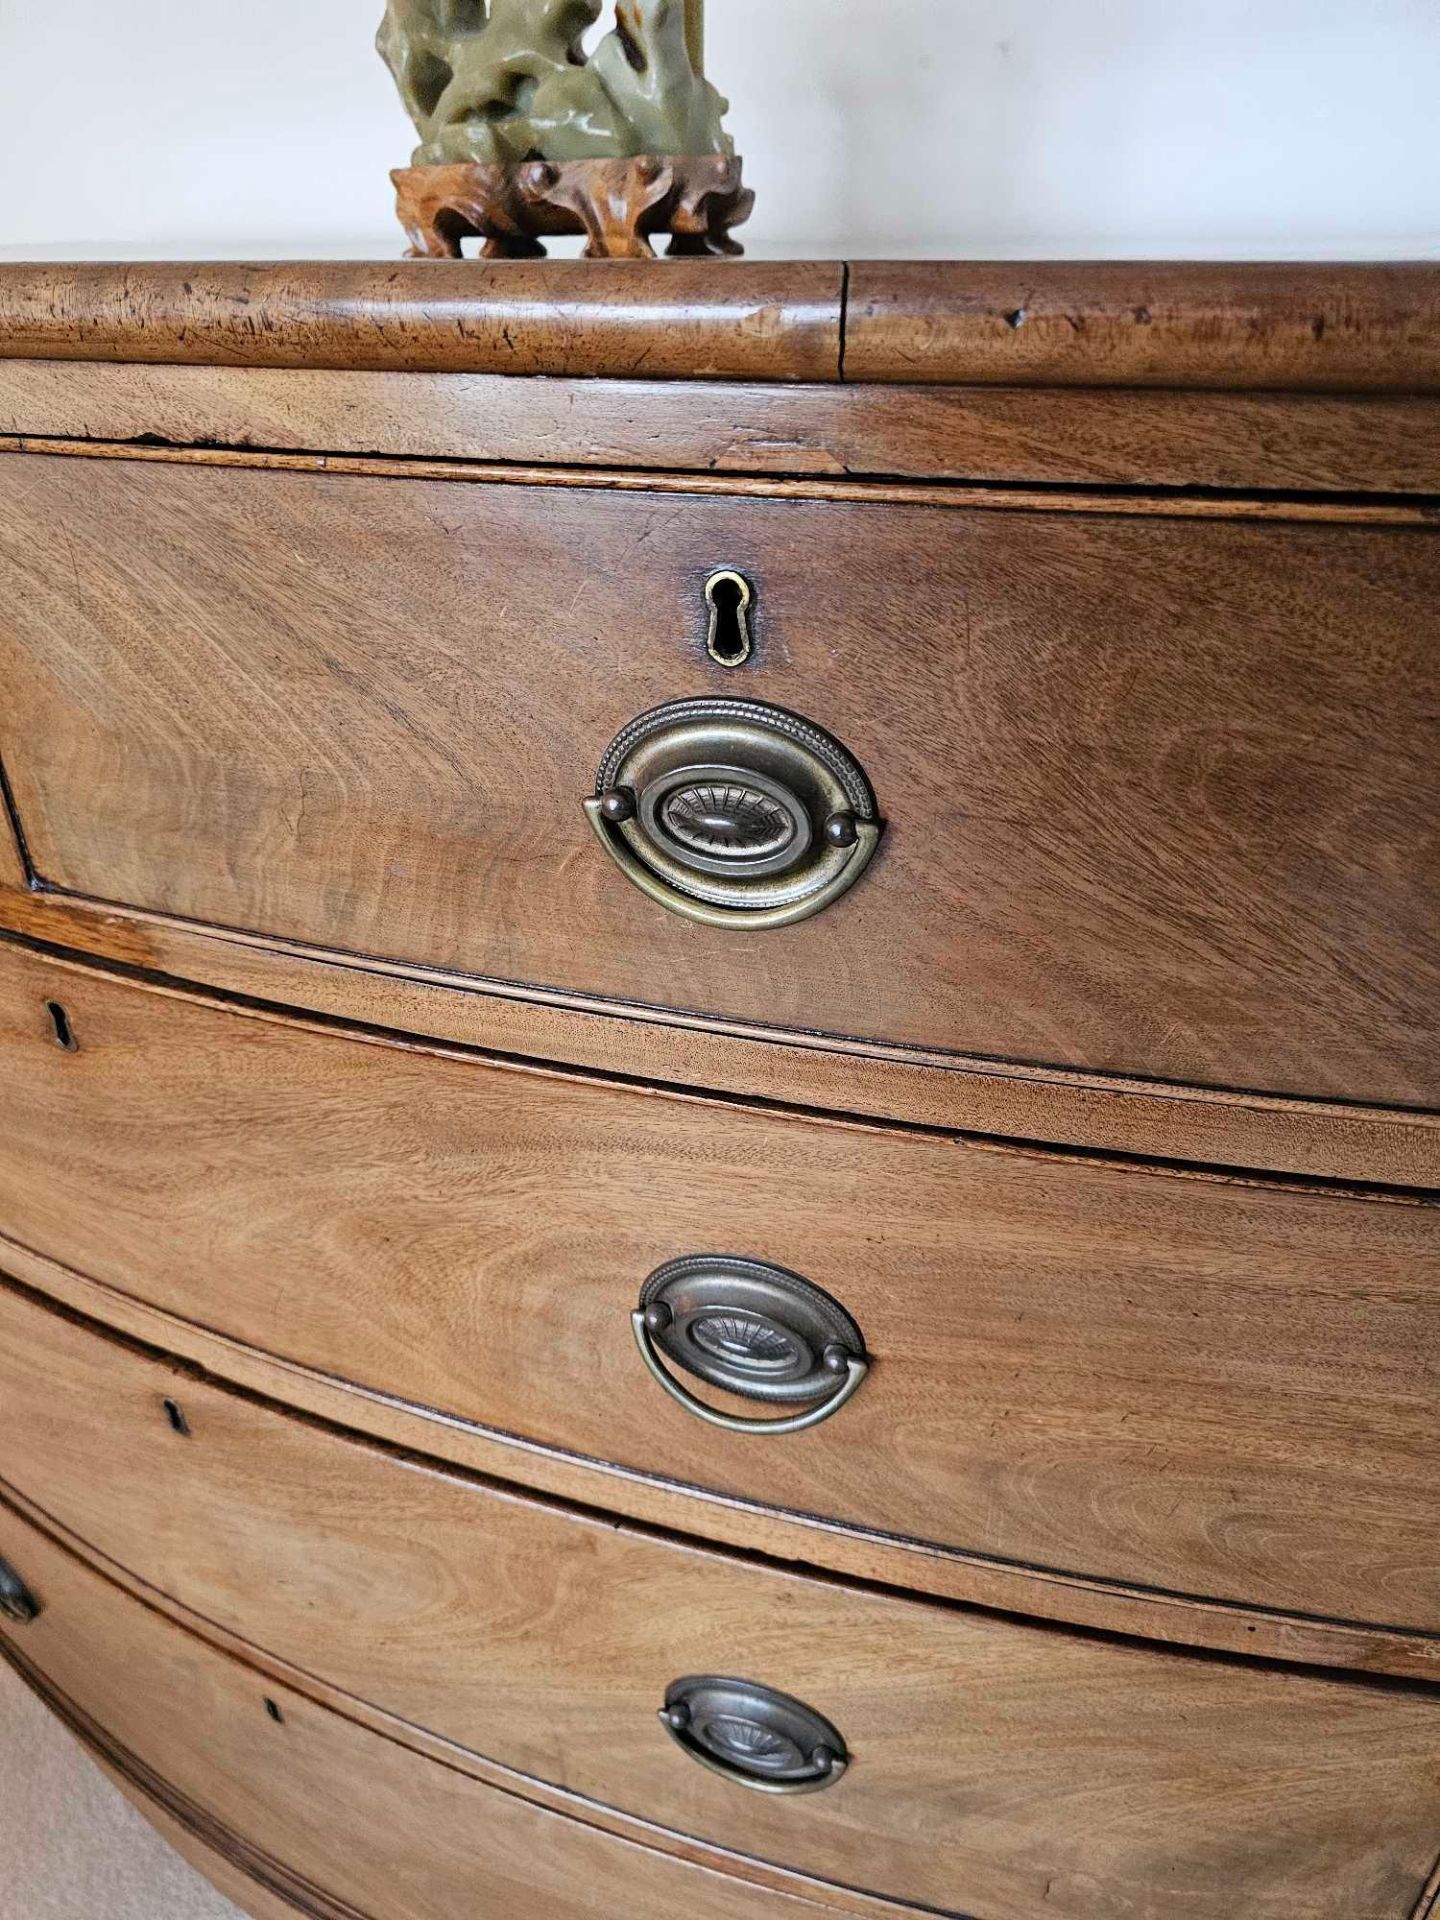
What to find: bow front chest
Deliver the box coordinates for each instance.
[0,259,1438,1920]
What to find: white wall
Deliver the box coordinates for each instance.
[0,0,1435,260]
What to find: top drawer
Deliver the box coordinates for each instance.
[1,451,1436,1106]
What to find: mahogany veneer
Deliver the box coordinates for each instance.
[0,943,1436,1655]
[1,454,1437,1106]
[0,260,1437,1920]
[5,1313,1440,1920]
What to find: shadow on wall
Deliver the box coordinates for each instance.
[0,0,1434,257]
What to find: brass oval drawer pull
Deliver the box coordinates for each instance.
[660,1676,848,1795]
[633,1254,868,1436]
[0,1558,41,1625]
[584,697,882,929]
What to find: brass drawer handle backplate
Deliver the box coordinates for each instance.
[634,1254,869,1436]
[0,1558,40,1625]
[660,1675,848,1795]
[585,697,882,929]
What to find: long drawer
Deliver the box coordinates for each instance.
[2,940,1437,1635]
[0,1504,850,1920]
[3,1287,1439,1920]
[1,453,1436,1104]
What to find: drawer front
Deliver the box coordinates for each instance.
[1,453,1437,1105]
[3,1291,1439,1920]
[0,1508,845,1920]
[2,941,1438,1634]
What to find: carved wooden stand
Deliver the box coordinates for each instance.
[393,156,753,261]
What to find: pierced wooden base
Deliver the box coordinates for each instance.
[392,156,754,261]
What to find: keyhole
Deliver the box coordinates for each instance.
[704,571,754,668]
[45,1001,77,1052]
[162,1398,191,1437]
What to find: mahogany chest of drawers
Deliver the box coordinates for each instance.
[0,259,1437,1920]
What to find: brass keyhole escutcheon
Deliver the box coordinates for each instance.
[704,571,754,668]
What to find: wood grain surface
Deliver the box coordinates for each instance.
[5,253,1440,1920]
[14,1455,937,1920]
[2,261,1439,393]
[0,1515,865,1920]
[4,359,1440,494]
[3,890,1437,1188]
[0,762,26,889]
[0,262,844,382]
[846,261,1440,389]
[3,1415,1440,1920]
[9,1218,1440,1688]
[3,434,1433,524]
[1,941,1436,1647]
[2,451,1436,1105]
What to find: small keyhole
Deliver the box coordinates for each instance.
[162,1398,190,1437]
[705,571,754,668]
[45,1001,77,1052]
[264,1697,285,1724]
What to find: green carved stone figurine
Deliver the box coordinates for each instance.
[378,0,734,166]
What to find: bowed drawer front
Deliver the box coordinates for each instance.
[2,941,1438,1639]
[0,1505,851,1920]
[1,452,1437,1105]
[4,261,1440,1920]
[2,1304,1440,1920]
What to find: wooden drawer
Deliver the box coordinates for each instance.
[2,940,1437,1641]
[0,1506,848,1920]
[3,1292,1439,1920]
[1,453,1436,1105]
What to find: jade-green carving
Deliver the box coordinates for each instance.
[378,1,734,166]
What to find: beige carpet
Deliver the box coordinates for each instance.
[0,1657,244,1918]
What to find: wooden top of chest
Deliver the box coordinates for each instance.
[0,258,1438,390]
